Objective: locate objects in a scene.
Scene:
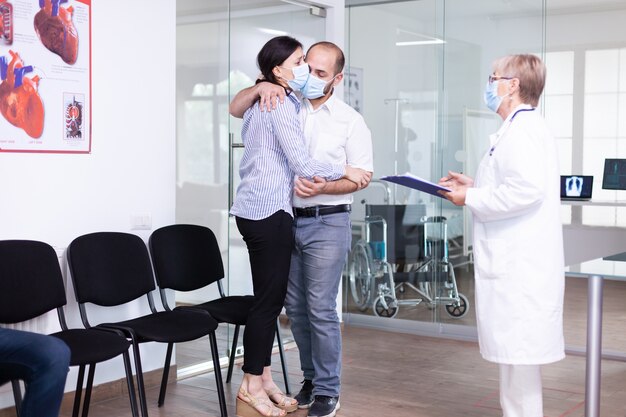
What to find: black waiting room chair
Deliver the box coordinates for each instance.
[0,377,27,417]
[0,240,139,417]
[148,224,291,393]
[66,232,227,417]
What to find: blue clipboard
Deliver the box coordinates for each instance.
[381,173,451,198]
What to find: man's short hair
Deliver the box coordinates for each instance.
[307,41,345,75]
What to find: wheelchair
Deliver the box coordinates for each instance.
[348,205,469,319]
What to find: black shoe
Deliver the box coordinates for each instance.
[308,395,340,417]
[295,379,315,409]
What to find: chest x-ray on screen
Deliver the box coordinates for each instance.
[565,176,583,197]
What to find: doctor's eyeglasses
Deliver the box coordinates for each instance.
[488,75,513,84]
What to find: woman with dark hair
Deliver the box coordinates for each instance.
[230,36,369,417]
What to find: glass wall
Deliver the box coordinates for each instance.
[174,0,626,376]
[344,0,626,357]
[344,0,449,326]
[343,0,545,333]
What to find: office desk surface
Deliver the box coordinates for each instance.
[561,199,626,207]
[566,251,626,281]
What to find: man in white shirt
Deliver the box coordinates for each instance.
[230,41,373,417]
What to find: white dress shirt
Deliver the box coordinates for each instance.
[231,93,344,220]
[292,93,374,208]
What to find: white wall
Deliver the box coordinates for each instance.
[0,0,176,407]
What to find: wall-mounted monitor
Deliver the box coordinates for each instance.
[602,159,626,190]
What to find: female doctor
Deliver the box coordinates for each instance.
[439,54,564,417]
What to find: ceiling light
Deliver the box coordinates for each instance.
[396,39,446,46]
[258,28,288,36]
[395,28,445,47]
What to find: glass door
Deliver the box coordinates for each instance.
[175,0,327,376]
[227,0,327,304]
[175,0,230,376]
[227,0,327,369]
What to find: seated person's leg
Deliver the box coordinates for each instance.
[0,328,70,417]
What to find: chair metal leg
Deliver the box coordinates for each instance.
[72,365,86,417]
[81,364,96,417]
[122,350,140,417]
[226,324,240,383]
[209,332,228,417]
[11,380,22,417]
[158,343,174,407]
[130,339,149,417]
[275,321,290,395]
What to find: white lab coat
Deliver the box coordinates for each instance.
[465,104,565,365]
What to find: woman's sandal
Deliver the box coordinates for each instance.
[265,387,298,413]
[236,387,287,417]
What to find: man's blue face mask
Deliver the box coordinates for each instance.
[300,73,338,99]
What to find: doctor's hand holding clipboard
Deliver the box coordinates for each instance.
[437,171,473,206]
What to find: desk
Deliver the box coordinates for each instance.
[561,199,626,207]
[566,253,626,417]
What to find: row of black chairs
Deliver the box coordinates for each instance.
[0,224,290,417]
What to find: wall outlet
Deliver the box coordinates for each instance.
[228,346,244,358]
[131,213,152,230]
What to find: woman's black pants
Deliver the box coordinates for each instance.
[236,210,294,375]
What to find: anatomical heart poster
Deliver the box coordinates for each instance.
[0,0,90,153]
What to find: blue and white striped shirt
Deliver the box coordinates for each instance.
[230,92,345,220]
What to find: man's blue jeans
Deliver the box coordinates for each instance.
[0,328,70,417]
[285,211,351,397]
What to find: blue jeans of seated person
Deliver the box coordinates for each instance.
[285,212,351,398]
[0,328,71,417]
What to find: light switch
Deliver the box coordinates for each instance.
[131,213,152,230]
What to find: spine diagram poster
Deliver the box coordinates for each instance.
[0,0,90,153]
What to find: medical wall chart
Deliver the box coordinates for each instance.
[0,0,90,153]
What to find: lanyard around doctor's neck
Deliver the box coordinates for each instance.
[489,107,535,156]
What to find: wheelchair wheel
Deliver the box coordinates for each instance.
[349,241,373,311]
[445,293,469,318]
[373,294,399,318]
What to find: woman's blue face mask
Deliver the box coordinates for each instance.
[484,80,505,112]
[284,63,309,91]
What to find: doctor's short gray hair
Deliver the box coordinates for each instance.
[493,54,546,107]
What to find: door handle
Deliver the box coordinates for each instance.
[229,132,245,208]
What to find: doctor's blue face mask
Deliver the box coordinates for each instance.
[484,75,513,113]
[484,80,503,112]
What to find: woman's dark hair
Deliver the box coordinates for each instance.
[257,36,303,85]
